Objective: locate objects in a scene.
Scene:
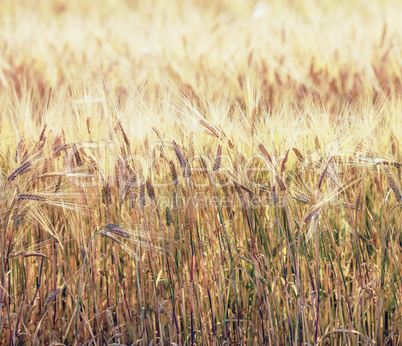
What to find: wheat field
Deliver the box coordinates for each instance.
[1,0,402,344]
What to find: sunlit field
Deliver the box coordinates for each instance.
[1,0,402,344]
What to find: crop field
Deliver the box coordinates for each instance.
[1,0,402,344]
